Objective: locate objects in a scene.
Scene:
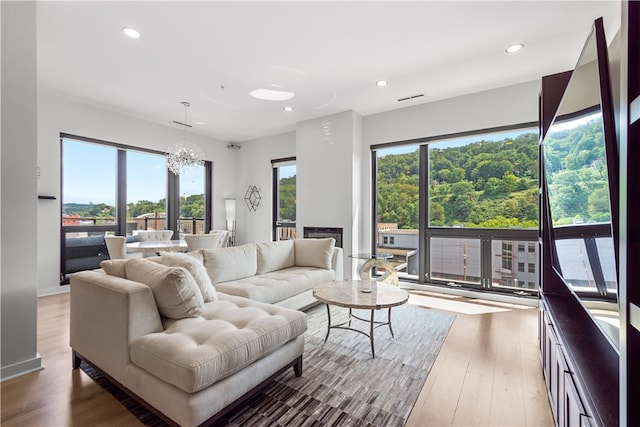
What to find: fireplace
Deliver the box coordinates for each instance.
[303,227,343,248]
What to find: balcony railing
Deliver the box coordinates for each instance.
[62,216,206,235]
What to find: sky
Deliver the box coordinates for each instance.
[63,139,204,205]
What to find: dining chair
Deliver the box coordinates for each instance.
[104,236,128,259]
[138,230,174,241]
[184,234,222,251]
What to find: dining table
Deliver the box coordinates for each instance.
[126,239,188,254]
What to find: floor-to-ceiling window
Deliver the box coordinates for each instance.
[272,157,296,241]
[61,134,211,282]
[373,125,540,295]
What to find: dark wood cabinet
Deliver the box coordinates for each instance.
[539,5,640,427]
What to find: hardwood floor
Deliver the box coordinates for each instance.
[1,290,553,426]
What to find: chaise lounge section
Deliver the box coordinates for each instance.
[70,238,342,426]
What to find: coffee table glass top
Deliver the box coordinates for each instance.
[349,253,394,260]
[313,280,408,310]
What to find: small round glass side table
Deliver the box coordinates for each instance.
[349,253,399,286]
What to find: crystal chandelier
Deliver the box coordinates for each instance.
[166,101,204,175]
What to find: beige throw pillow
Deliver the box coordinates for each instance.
[202,244,257,284]
[100,259,128,278]
[256,240,295,274]
[125,258,204,319]
[161,252,217,302]
[294,238,335,270]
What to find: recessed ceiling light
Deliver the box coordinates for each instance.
[376,80,389,87]
[505,43,524,54]
[283,106,294,112]
[249,88,295,101]
[122,27,141,39]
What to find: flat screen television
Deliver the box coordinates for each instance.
[541,17,620,348]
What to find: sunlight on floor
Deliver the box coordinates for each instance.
[408,293,510,314]
[407,289,535,315]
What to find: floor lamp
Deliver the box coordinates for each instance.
[225,198,236,246]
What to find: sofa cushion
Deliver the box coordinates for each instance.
[215,267,335,304]
[294,238,335,270]
[202,244,257,284]
[256,240,295,275]
[100,259,128,278]
[125,258,204,319]
[161,252,218,302]
[129,294,307,393]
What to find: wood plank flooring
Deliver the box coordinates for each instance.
[1,290,553,426]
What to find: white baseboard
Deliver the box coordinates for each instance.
[38,285,70,297]
[1,354,43,381]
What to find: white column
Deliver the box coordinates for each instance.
[296,110,364,279]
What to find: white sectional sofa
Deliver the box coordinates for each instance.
[70,238,342,426]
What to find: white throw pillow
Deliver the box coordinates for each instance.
[161,252,218,302]
[202,244,257,284]
[294,238,335,270]
[125,258,204,319]
[256,240,295,274]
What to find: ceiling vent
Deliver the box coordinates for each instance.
[398,94,424,102]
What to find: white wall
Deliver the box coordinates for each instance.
[1,1,42,380]
[36,91,235,295]
[232,132,296,245]
[363,80,540,146]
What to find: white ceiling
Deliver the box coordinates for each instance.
[36,1,621,143]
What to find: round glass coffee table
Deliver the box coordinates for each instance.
[349,253,398,286]
[313,280,409,358]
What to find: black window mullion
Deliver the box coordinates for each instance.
[116,149,127,236]
[205,161,212,233]
[419,144,429,283]
[167,171,179,239]
[272,166,279,241]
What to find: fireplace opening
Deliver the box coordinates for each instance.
[303,227,343,248]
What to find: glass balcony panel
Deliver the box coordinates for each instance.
[491,239,538,290]
[595,237,617,293]
[555,239,598,292]
[429,237,481,285]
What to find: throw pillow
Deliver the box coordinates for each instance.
[100,259,128,278]
[161,252,218,302]
[294,238,335,270]
[256,240,295,274]
[125,258,204,319]
[202,244,257,284]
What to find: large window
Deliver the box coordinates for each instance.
[272,158,296,241]
[126,150,167,233]
[373,125,539,294]
[61,135,211,282]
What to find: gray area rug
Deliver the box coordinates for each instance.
[222,303,455,426]
[82,302,455,427]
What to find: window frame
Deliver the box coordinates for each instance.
[271,157,296,241]
[371,122,540,296]
[60,133,212,282]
